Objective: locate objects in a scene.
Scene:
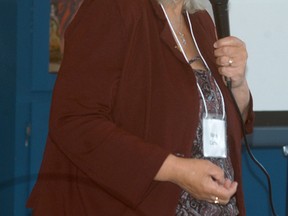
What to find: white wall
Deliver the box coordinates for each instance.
[204,0,288,111]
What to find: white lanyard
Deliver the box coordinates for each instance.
[161,4,225,120]
[196,82,225,120]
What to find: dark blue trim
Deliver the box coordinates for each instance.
[248,127,288,147]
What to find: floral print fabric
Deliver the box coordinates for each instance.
[175,69,239,216]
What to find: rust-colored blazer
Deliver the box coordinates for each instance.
[27,0,254,215]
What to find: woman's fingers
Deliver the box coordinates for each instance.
[210,179,238,205]
[214,36,245,49]
[173,158,238,204]
[213,36,248,88]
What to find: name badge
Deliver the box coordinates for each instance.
[202,117,227,158]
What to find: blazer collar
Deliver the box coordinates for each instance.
[149,0,214,67]
[149,0,188,64]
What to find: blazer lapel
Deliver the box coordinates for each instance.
[160,21,188,64]
[149,0,190,64]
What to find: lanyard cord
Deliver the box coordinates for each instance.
[196,82,225,120]
[161,4,225,120]
[160,4,189,62]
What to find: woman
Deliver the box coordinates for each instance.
[27,0,254,215]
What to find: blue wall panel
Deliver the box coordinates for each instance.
[0,1,17,215]
[242,147,287,216]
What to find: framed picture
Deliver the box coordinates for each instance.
[49,0,83,73]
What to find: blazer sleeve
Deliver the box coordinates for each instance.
[49,0,170,208]
[244,92,255,134]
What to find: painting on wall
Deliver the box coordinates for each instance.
[49,0,83,73]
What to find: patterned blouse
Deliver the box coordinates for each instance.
[175,68,239,216]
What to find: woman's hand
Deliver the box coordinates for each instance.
[214,36,251,118]
[155,154,238,205]
[213,36,248,89]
